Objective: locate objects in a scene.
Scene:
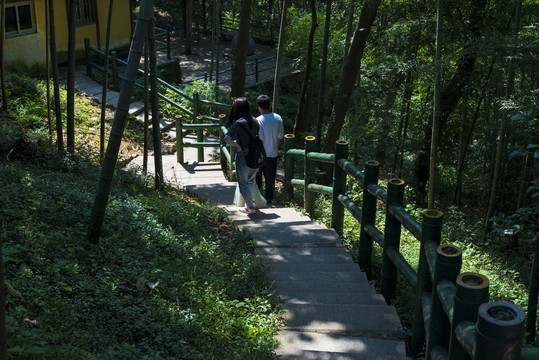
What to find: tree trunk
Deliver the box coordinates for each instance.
[516,134,537,209]
[315,0,331,150]
[149,16,164,189]
[375,73,406,166]
[343,0,355,68]
[45,0,52,139]
[87,0,154,243]
[272,0,291,113]
[322,0,381,155]
[66,0,77,152]
[391,74,413,176]
[185,0,193,54]
[0,235,5,360]
[485,0,521,233]
[1,0,7,112]
[427,0,444,209]
[49,0,63,153]
[293,0,317,137]
[143,39,149,175]
[231,0,251,97]
[100,0,115,160]
[454,90,469,207]
[414,0,487,191]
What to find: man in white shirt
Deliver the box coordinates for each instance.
[256,95,284,204]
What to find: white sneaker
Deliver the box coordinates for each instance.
[239,207,256,215]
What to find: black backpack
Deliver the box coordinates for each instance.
[239,123,267,169]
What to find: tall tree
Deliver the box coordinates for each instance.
[322,0,381,155]
[1,0,7,112]
[100,0,115,160]
[45,0,53,139]
[231,0,251,97]
[0,235,5,360]
[148,16,164,189]
[427,0,444,209]
[485,0,522,232]
[185,0,193,54]
[87,0,154,243]
[66,0,77,152]
[315,0,331,150]
[49,0,63,152]
[272,0,291,112]
[293,0,317,137]
[413,0,487,191]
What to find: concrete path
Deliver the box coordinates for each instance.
[127,144,408,360]
[67,51,409,359]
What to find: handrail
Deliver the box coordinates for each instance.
[281,134,533,360]
[84,38,232,126]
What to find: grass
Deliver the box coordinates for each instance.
[1,72,283,359]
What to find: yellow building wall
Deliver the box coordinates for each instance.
[4,0,47,72]
[4,0,132,72]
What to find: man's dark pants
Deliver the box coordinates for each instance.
[256,157,278,202]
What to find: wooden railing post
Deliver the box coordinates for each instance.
[448,273,489,360]
[411,209,443,356]
[425,244,462,360]
[176,115,183,163]
[111,50,119,91]
[84,38,93,77]
[304,136,316,216]
[380,178,405,301]
[193,92,203,162]
[358,160,379,275]
[474,301,525,360]
[331,140,348,234]
[283,134,295,201]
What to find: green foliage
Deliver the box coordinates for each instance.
[1,112,281,358]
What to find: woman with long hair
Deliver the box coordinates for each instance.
[224,97,260,214]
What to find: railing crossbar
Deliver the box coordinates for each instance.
[386,246,418,291]
[389,205,423,240]
[338,194,362,223]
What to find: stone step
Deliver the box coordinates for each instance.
[128,101,145,116]
[279,291,387,306]
[264,262,361,274]
[275,281,375,295]
[277,331,408,359]
[260,253,356,265]
[269,270,368,284]
[256,247,352,257]
[281,303,403,339]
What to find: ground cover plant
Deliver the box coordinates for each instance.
[0,72,282,359]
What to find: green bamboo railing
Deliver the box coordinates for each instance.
[281,134,539,360]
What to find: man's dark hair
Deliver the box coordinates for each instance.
[256,95,271,111]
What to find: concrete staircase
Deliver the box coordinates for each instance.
[69,63,409,359]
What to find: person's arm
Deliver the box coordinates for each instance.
[224,135,245,157]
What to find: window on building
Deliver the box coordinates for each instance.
[75,0,96,27]
[5,1,36,37]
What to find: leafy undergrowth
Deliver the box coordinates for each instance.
[0,148,282,359]
[0,72,283,359]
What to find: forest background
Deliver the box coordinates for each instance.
[0,0,538,357]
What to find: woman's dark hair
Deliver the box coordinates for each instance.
[225,97,254,128]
